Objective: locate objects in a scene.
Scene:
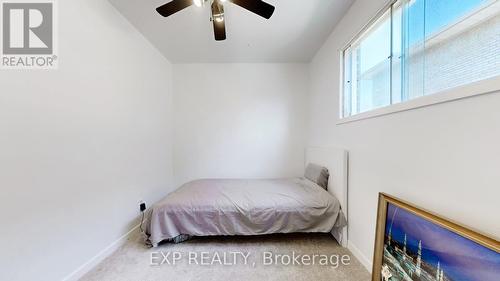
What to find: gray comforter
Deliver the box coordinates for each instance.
[146,178,346,247]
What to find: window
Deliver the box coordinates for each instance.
[342,0,500,119]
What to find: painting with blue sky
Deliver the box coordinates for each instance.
[382,203,500,281]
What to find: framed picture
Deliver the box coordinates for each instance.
[372,193,500,281]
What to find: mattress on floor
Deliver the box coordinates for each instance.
[146,178,346,247]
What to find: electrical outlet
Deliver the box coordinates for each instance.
[139,200,146,212]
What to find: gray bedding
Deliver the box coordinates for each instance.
[146,178,347,247]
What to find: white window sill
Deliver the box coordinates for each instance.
[337,75,500,125]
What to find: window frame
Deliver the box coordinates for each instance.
[338,0,500,124]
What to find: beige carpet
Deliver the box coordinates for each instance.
[81,230,370,281]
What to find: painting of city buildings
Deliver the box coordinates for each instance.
[381,203,500,281]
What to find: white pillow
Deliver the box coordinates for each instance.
[304,163,329,190]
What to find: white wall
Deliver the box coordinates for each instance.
[308,0,500,270]
[0,1,174,281]
[173,64,308,186]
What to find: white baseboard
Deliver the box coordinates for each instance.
[61,224,140,281]
[347,240,372,274]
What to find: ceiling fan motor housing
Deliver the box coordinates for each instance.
[211,1,225,22]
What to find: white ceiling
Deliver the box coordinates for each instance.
[109,0,353,63]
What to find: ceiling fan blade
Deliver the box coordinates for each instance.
[212,2,226,41]
[229,0,275,19]
[156,0,193,17]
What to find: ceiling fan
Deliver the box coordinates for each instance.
[156,0,275,41]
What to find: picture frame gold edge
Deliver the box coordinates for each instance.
[371,192,500,281]
[371,193,387,281]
